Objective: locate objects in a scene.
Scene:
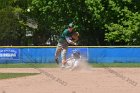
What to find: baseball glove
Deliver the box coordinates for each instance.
[72,32,79,42]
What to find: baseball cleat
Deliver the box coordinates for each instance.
[61,64,66,68]
[55,58,59,64]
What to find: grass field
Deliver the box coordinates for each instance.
[0,63,58,68]
[91,63,140,68]
[0,73,39,79]
[0,63,140,68]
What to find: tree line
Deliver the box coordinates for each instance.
[0,0,140,46]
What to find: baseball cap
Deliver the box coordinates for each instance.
[68,23,74,28]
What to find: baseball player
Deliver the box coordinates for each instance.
[55,23,79,68]
[65,49,81,70]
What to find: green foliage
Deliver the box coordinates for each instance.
[1,0,140,45]
[0,7,19,45]
[86,0,140,45]
[0,0,25,45]
[104,0,140,45]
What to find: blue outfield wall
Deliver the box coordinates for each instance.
[88,48,140,63]
[0,47,140,63]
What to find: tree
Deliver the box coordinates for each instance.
[86,0,140,45]
[1,0,140,46]
[0,0,20,45]
[104,0,140,45]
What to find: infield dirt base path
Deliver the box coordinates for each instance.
[0,68,140,93]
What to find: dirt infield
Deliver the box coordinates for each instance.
[0,68,140,93]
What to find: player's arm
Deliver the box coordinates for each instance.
[65,37,77,45]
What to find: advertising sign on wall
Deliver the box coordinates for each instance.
[0,48,20,60]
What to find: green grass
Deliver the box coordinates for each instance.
[0,63,58,68]
[0,63,140,68]
[91,63,140,68]
[0,73,39,80]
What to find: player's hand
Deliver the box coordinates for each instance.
[74,43,77,46]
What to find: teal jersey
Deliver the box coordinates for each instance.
[58,29,73,43]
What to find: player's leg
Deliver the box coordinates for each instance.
[70,59,79,71]
[55,44,62,64]
[65,58,74,68]
[73,60,79,67]
[61,47,68,68]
